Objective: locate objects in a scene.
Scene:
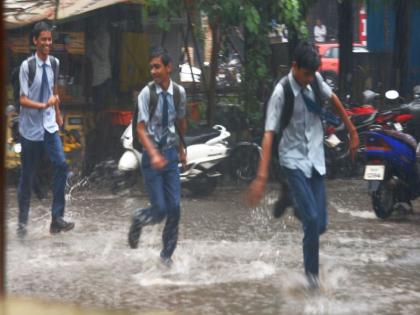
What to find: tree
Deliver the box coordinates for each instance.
[142,0,317,126]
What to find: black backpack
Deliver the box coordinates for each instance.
[11,55,59,111]
[132,81,184,152]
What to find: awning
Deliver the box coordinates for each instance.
[4,0,137,29]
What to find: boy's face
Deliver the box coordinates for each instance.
[292,62,316,87]
[33,30,52,57]
[150,57,172,85]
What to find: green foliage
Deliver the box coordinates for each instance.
[141,0,184,31]
[243,6,260,34]
[141,0,317,124]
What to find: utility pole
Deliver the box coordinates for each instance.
[338,0,354,98]
[393,0,411,96]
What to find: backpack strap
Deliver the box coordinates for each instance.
[172,82,181,112]
[148,82,158,120]
[171,82,186,149]
[132,97,142,152]
[309,75,323,107]
[49,55,59,87]
[278,76,295,137]
[27,56,37,88]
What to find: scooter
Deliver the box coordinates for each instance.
[363,129,420,218]
[117,123,260,195]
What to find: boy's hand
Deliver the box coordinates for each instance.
[246,176,267,207]
[56,115,64,127]
[349,131,360,161]
[179,148,187,171]
[151,153,167,170]
[47,95,59,107]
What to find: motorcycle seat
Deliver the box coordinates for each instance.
[184,128,221,146]
[383,129,417,151]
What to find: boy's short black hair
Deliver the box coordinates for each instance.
[32,21,52,39]
[149,47,172,66]
[293,41,320,72]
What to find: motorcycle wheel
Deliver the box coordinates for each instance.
[371,180,396,219]
[230,145,260,182]
[187,176,217,196]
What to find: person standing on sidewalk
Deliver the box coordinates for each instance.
[17,21,74,237]
[314,19,327,42]
[247,41,359,287]
[128,48,187,267]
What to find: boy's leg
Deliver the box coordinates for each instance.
[284,167,320,278]
[128,152,168,249]
[310,170,328,235]
[43,131,68,220]
[160,148,181,261]
[18,137,42,230]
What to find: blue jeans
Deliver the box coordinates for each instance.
[18,131,68,225]
[136,147,181,259]
[283,167,327,277]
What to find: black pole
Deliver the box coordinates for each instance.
[338,0,354,98]
[393,0,411,96]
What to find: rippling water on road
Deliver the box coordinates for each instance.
[6,179,420,314]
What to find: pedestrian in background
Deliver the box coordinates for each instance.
[314,19,327,42]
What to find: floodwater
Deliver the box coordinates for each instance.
[5,178,420,315]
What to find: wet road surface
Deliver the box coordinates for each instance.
[5,178,420,314]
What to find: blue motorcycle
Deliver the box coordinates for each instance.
[363,129,420,218]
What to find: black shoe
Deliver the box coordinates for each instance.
[160,254,173,268]
[306,274,320,291]
[273,183,293,218]
[273,197,291,218]
[128,217,142,249]
[50,218,75,234]
[17,223,27,238]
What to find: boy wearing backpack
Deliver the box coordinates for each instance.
[247,41,359,288]
[17,21,74,237]
[127,48,187,267]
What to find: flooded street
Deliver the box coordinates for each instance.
[5,178,420,315]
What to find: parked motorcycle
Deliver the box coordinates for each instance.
[323,91,379,178]
[363,129,420,218]
[116,123,260,195]
[324,89,420,178]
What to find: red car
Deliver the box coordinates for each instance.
[316,43,368,90]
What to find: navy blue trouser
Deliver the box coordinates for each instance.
[136,147,181,259]
[18,131,68,225]
[283,167,327,277]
